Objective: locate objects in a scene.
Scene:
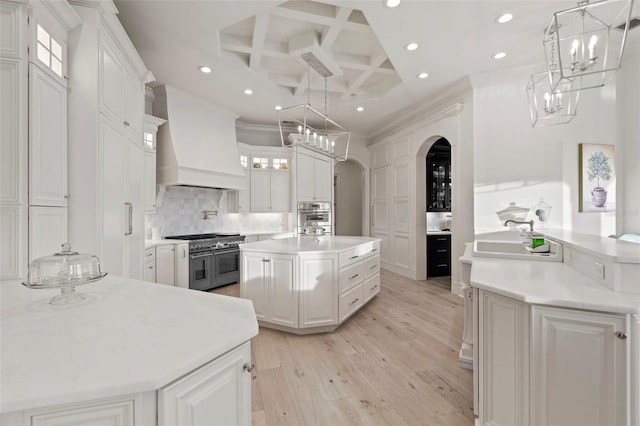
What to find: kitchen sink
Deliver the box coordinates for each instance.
[472,239,562,262]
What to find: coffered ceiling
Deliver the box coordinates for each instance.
[114,0,640,136]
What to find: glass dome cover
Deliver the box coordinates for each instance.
[22,243,107,305]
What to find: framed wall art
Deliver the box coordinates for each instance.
[578,143,615,212]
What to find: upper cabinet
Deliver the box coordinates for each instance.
[143,114,166,212]
[297,150,331,202]
[426,138,451,212]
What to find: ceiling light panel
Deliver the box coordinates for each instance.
[384,0,401,8]
[493,52,507,59]
[405,42,419,51]
[496,13,513,24]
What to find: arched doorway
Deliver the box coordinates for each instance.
[334,159,365,236]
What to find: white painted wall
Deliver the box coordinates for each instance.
[334,160,363,236]
[472,65,619,237]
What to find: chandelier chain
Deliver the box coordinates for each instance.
[306,62,311,106]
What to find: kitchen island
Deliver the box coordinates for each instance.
[240,236,381,334]
[0,275,258,425]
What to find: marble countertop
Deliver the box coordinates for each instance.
[461,245,640,315]
[240,236,380,254]
[0,276,258,414]
[144,238,186,249]
[544,229,640,263]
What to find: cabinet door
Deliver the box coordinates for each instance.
[531,306,627,426]
[29,64,67,206]
[143,151,156,211]
[99,36,124,123]
[175,243,189,289]
[269,171,289,212]
[29,206,67,262]
[238,171,250,212]
[124,74,142,138]
[159,342,252,426]
[314,156,331,201]
[144,259,155,282]
[296,151,315,201]
[250,171,270,212]
[240,252,268,321]
[125,138,144,280]
[155,244,175,286]
[29,398,135,426]
[478,290,529,426]
[268,255,297,327]
[299,254,338,328]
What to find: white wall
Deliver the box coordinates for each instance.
[617,45,640,234]
[334,160,363,236]
[472,65,619,237]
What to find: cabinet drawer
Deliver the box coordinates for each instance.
[145,247,155,260]
[339,241,380,267]
[339,283,363,322]
[427,261,450,277]
[339,262,363,293]
[363,255,380,278]
[364,273,380,302]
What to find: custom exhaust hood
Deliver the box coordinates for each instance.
[152,85,246,190]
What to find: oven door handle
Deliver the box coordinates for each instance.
[213,248,240,256]
[191,252,214,259]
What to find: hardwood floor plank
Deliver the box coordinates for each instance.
[212,270,474,425]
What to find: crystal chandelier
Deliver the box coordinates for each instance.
[543,0,635,92]
[278,62,350,161]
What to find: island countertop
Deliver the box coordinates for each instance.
[0,275,258,414]
[240,236,381,254]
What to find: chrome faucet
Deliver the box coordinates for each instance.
[504,219,534,232]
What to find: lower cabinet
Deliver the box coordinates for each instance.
[155,244,175,286]
[159,342,252,426]
[143,247,155,282]
[174,243,189,289]
[427,234,450,277]
[240,252,297,326]
[299,254,339,328]
[476,289,631,426]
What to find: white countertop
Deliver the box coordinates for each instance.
[0,275,258,414]
[544,229,640,263]
[144,238,186,249]
[240,236,380,254]
[427,230,452,236]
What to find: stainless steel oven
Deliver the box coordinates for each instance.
[165,233,245,291]
[298,202,332,235]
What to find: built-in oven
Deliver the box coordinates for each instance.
[212,247,241,288]
[190,250,214,291]
[298,202,332,235]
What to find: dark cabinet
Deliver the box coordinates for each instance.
[427,139,451,212]
[427,234,451,277]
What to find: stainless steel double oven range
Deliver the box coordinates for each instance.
[165,233,245,291]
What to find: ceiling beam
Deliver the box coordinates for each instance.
[249,14,269,70]
[320,6,352,50]
[341,50,388,100]
[269,7,371,33]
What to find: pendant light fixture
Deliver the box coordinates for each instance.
[278,61,350,161]
[543,0,634,93]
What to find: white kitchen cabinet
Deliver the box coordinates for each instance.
[250,170,289,212]
[142,115,165,213]
[144,247,155,283]
[175,243,189,289]
[478,289,529,426]
[28,64,67,207]
[156,244,175,286]
[531,306,627,426]
[240,252,297,327]
[67,2,147,280]
[299,254,338,328]
[159,342,252,426]
[296,151,331,202]
[227,171,250,213]
[28,206,68,262]
[0,1,27,280]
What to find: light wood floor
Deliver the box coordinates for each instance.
[213,270,473,426]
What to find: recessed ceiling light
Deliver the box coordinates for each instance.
[244,89,253,95]
[405,42,419,51]
[274,105,282,111]
[356,106,364,112]
[417,72,429,79]
[384,0,401,8]
[496,13,513,24]
[199,66,212,74]
[493,52,507,59]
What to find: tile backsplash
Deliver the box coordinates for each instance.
[145,186,288,238]
[427,212,452,231]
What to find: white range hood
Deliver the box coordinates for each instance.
[152,85,246,190]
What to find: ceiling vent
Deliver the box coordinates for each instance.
[616,17,640,30]
[289,31,342,78]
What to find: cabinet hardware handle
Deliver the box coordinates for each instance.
[124,202,132,236]
[349,274,359,279]
[349,255,359,260]
[64,194,70,199]
[437,264,448,267]
[437,238,447,241]
[183,248,187,258]
[64,75,69,80]
[349,298,360,306]
[436,249,448,253]
[262,258,270,263]
[369,265,377,269]
[243,362,255,372]
[147,265,153,270]
[124,121,130,126]
[615,331,628,340]
[372,285,378,289]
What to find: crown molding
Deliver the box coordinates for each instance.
[41,0,82,31]
[236,120,281,136]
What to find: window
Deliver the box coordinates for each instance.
[144,132,154,150]
[252,157,269,169]
[240,155,248,168]
[36,24,63,78]
[272,158,288,170]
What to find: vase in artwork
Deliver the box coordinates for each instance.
[591,187,607,207]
